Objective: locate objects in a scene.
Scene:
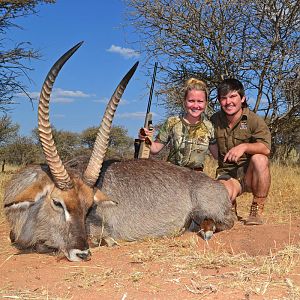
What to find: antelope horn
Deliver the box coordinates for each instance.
[83,61,139,186]
[38,42,83,190]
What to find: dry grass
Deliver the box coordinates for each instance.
[0,288,71,300]
[204,158,300,222]
[121,236,300,297]
[29,235,299,298]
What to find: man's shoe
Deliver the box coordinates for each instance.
[244,201,264,225]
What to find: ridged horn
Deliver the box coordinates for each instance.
[38,42,83,190]
[83,61,139,186]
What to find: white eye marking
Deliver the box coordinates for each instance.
[60,201,71,222]
[64,208,71,222]
[52,199,71,222]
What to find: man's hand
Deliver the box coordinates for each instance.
[224,142,270,163]
[224,144,247,163]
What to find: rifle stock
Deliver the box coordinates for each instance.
[137,112,153,158]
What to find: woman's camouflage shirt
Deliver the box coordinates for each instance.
[155,115,216,169]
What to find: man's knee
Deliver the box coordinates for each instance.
[219,178,241,203]
[249,154,269,170]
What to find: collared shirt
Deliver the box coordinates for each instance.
[155,115,216,169]
[211,108,271,179]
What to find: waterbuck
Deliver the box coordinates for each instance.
[3,42,235,262]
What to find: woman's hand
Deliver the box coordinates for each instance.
[138,127,154,141]
[137,128,164,154]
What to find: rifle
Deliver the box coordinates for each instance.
[134,62,158,159]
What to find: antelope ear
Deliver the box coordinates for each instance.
[93,189,118,206]
[11,181,54,207]
[4,181,54,208]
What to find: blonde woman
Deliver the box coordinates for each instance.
[139,78,218,171]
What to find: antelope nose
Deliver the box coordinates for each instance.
[76,250,91,261]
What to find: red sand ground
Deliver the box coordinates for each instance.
[1,217,300,300]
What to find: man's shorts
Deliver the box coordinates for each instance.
[216,163,249,193]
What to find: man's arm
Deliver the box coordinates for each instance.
[224,142,270,163]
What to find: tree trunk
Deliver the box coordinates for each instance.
[1,159,5,172]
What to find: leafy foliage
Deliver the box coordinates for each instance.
[2,136,40,165]
[107,126,134,159]
[0,115,19,146]
[1,122,135,165]
[0,0,55,112]
[81,125,134,159]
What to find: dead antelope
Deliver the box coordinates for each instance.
[3,42,235,262]
[3,42,138,261]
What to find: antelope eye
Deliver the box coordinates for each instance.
[52,199,63,208]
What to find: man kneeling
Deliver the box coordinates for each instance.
[211,79,271,225]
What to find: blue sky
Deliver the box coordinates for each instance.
[7,0,164,138]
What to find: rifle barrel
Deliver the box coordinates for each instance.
[146,62,158,114]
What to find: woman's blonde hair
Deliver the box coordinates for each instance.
[183,78,209,101]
